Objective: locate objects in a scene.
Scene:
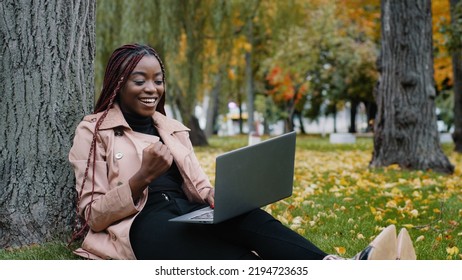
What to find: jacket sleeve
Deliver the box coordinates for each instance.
[69,119,139,232]
[174,129,214,203]
[188,148,214,201]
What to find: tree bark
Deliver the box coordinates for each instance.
[450,0,462,152]
[370,0,453,173]
[0,0,95,248]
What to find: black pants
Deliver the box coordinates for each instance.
[130,191,327,260]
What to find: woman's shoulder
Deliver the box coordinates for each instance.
[81,111,105,124]
[154,112,190,132]
[73,111,107,133]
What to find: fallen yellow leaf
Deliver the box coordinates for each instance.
[410,209,419,218]
[446,246,459,255]
[386,219,397,224]
[386,200,397,208]
[334,246,346,255]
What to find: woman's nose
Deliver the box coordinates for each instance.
[144,81,157,93]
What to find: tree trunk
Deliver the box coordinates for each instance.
[450,0,462,152]
[365,100,377,132]
[294,111,306,134]
[187,115,208,146]
[245,18,255,135]
[332,106,337,133]
[370,0,453,173]
[205,72,222,138]
[0,0,95,248]
[238,92,244,134]
[349,99,359,133]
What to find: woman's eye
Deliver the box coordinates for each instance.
[155,80,163,86]
[134,81,145,86]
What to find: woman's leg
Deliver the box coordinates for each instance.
[130,192,260,260]
[212,208,327,260]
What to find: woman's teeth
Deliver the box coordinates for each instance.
[140,98,156,104]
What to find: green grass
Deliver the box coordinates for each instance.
[1,134,461,260]
[0,242,80,260]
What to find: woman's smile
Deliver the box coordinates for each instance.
[138,97,158,107]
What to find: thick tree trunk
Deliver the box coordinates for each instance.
[450,0,462,152]
[370,0,453,173]
[0,0,95,248]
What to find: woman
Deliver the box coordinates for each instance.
[69,44,416,260]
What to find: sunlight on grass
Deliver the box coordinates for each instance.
[196,135,462,260]
[1,135,461,260]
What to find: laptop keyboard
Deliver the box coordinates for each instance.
[190,210,214,220]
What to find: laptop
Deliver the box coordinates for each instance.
[169,131,296,224]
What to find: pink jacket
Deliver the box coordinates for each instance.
[68,104,213,259]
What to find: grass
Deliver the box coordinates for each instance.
[1,134,461,260]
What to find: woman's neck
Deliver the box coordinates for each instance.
[120,107,153,132]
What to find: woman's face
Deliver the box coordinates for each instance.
[119,55,164,118]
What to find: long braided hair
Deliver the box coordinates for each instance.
[71,44,167,242]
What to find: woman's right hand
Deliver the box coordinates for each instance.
[129,141,173,200]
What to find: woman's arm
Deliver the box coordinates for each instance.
[69,119,138,232]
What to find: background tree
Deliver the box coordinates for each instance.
[203,0,234,138]
[260,0,379,134]
[448,0,462,152]
[0,0,95,248]
[370,0,454,174]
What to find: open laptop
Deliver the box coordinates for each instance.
[169,131,296,224]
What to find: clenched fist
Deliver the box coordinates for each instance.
[129,141,173,200]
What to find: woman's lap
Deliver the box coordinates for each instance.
[129,191,326,260]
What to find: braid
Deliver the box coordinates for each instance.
[70,44,167,243]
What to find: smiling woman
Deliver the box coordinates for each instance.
[119,56,164,117]
[68,43,415,261]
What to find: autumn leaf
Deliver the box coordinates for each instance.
[334,246,346,255]
[446,246,459,256]
[416,235,425,242]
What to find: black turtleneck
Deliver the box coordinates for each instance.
[121,109,183,194]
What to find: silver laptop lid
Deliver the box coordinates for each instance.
[212,131,296,223]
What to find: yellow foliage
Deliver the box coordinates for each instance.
[194,136,462,260]
[334,246,346,255]
[416,235,425,242]
[446,246,459,256]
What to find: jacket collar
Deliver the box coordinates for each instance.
[98,103,190,135]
